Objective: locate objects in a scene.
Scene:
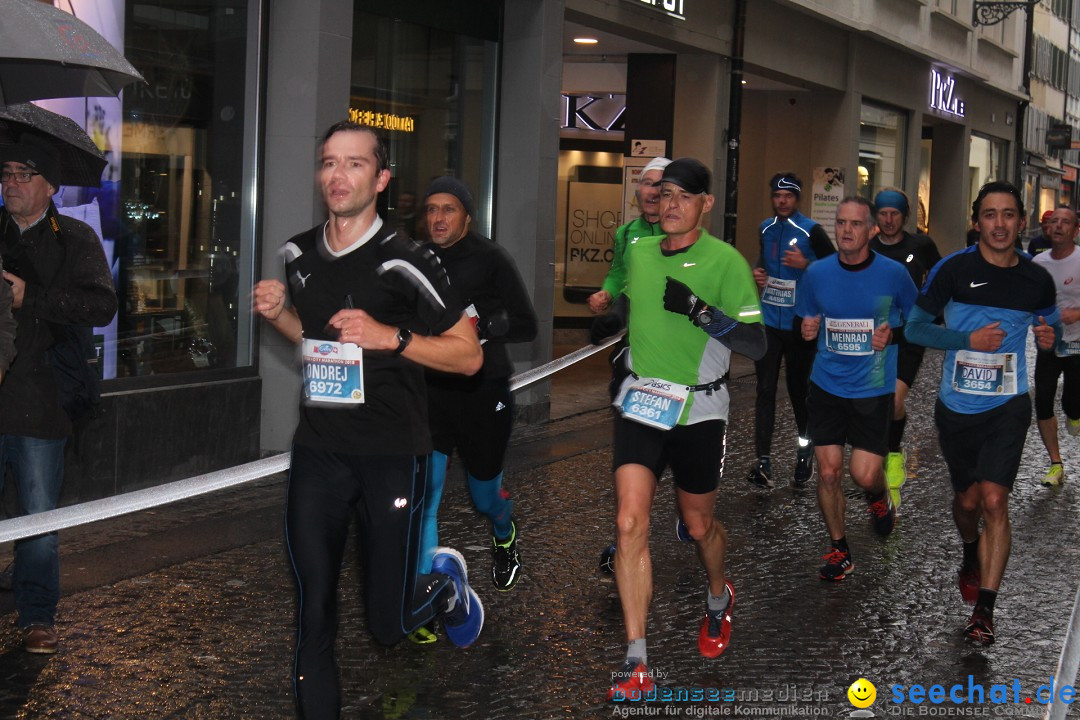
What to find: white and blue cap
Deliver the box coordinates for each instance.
[641,157,671,176]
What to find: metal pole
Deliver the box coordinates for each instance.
[722,0,747,246]
[1045,581,1080,720]
[1016,2,1035,189]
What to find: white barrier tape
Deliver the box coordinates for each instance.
[0,453,290,544]
[0,336,623,544]
[1046,581,1080,720]
[509,332,623,392]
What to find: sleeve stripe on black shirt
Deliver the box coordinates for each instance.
[378,259,448,309]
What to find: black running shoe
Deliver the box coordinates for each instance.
[819,547,854,581]
[746,457,773,488]
[964,606,995,645]
[491,520,522,591]
[867,495,896,536]
[793,444,815,488]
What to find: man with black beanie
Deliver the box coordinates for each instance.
[414,176,538,635]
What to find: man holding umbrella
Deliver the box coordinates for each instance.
[0,131,116,654]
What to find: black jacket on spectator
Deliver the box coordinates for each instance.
[0,203,117,439]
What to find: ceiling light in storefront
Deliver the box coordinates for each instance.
[573,37,599,44]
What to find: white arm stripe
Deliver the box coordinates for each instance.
[378,259,447,309]
[282,242,303,263]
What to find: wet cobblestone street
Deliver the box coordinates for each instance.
[1,350,1078,719]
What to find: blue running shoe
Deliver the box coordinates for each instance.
[599,543,616,575]
[676,516,693,543]
[431,547,484,648]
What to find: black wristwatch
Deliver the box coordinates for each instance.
[394,327,413,355]
[694,307,713,327]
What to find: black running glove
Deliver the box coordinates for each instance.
[663,276,708,322]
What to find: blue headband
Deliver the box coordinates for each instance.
[874,190,909,216]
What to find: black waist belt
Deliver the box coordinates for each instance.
[630,372,729,395]
[688,374,729,395]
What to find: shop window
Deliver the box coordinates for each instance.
[350,6,498,240]
[859,101,907,202]
[119,0,256,379]
[968,134,1008,213]
[9,2,257,381]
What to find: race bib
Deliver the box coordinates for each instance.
[617,376,690,430]
[824,318,875,356]
[464,303,487,345]
[761,276,796,307]
[951,350,1016,396]
[302,339,365,404]
[1057,339,1080,357]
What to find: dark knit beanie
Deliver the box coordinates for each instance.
[424,176,474,217]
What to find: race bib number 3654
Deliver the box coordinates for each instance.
[302,339,365,404]
[951,350,1016,396]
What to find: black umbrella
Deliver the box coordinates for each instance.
[0,102,106,187]
[0,0,144,105]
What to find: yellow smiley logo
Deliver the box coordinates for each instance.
[848,678,877,708]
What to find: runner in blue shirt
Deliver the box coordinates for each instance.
[905,181,1059,646]
[797,196,917,581]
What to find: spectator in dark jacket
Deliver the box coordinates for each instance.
[0,133,117,655]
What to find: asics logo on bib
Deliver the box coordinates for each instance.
[645,380,673,391]
[970,281,988,288]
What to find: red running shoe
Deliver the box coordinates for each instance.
[957,566,980,605]
[964,607,995,646]
[607,659,655,701]
[698,580,735,658]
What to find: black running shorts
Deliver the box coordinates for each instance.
[934,394,1031,492]
[612,416,726,494]
[895,341,926,389]
[806,381,892,457]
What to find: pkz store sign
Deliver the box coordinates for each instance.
[562,94,626,132]
[929,69,965,118]
[625,0,686,21]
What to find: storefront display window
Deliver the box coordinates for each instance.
[968,134,1007,204]
[350,4,499,241]
[859,101,907,202]
[7,1,259,381]
[114,0,257,378]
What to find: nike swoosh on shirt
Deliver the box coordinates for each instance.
[683,262,696,268]
[969,282,988,288]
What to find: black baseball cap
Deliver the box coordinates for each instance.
[659,158,710,195]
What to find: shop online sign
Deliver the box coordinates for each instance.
[627,0,686,21]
